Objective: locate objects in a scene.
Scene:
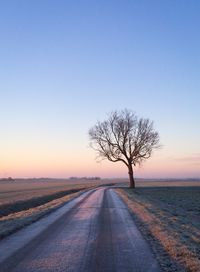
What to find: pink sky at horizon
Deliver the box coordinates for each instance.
[0,121,199,179]
[1,148,199,179]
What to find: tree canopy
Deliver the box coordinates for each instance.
[89,109,160,188]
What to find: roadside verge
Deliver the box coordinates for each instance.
[115,188,200,272]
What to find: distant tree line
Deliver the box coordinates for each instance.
[69,177,101,180]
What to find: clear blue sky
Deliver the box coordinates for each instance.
[0,0,200,178]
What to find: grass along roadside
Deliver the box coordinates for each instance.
[116,187,200,272]
[0,188,91,239]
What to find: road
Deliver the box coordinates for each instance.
[0,187,160,272]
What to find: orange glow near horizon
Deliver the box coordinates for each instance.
[1,149,200,179]
[0,138,199,179]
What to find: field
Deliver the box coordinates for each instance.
[1,178,199,206]
[116,185,200,272]
[0,178,120,239]
[0,179,110,206]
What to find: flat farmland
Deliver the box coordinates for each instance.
[0,178,124,205]
[0,178,118,238]
[0,179,97,206]
[135,179,200,188]
[1,178,199,206]
[117,183,200,272]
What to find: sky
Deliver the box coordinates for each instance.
[0,0,200,179]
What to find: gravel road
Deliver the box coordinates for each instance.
[0,187,160,272]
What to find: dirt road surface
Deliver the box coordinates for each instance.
[0,187,160,272]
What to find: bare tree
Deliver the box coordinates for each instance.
[89,109,160,188]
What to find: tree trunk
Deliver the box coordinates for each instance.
[128,164,135,188]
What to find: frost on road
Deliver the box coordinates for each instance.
[0,188,160,272]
